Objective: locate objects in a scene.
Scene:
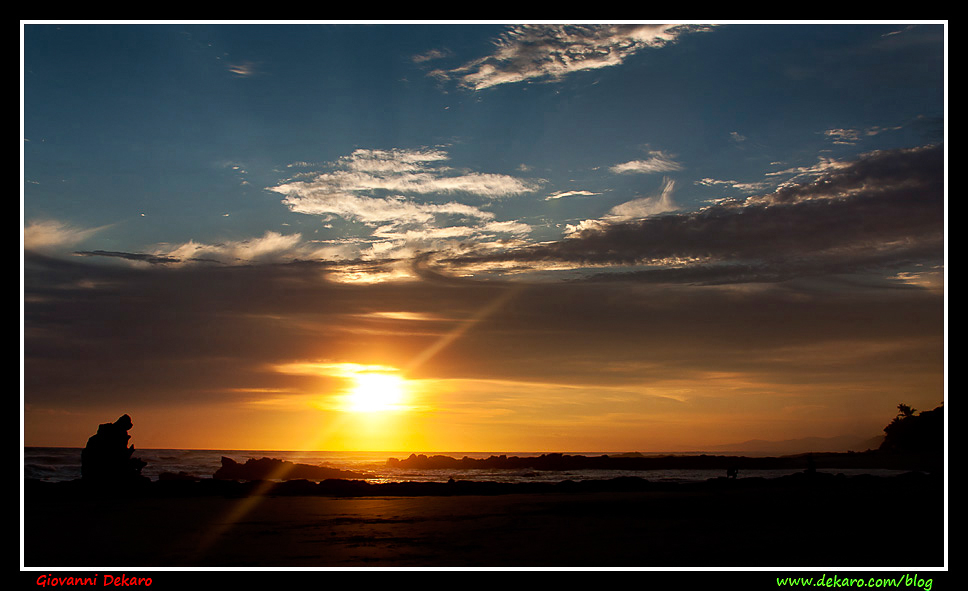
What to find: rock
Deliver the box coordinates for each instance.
[213,456,367,481]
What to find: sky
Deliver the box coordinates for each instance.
[22,22,946,453]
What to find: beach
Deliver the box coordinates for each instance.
[23,472,944,568]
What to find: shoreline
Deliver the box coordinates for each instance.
[23,466,939,498]
[24,447,938,485]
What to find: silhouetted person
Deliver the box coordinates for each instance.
[726,466,738,479]
[81,414,148,486]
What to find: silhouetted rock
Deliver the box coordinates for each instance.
[213,456,367,481]
[385,450,926,472]
[80,414,148,487]
[25,469,941,503]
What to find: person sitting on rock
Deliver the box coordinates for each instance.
[81,414,148,485]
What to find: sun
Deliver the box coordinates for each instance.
[344,372,408,413]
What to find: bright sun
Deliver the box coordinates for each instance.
[344,372,407,413]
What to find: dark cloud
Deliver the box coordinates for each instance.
[74,250,185,265]
[439,144,944,285]
[24,251,516,407]
[24,243,943,413]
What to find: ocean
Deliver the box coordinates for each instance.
[22,447,910,485]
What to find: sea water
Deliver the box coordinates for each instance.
[22,447,910,485]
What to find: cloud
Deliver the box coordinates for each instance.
[48,143,943,291]
[545,190,601,201]
[75,231,362,268]
[271,148,539,209]
[610,151,684,175]
[695,178,772,194]
[442,144,944,285]
[23,243,944,424]
[750,144,941,207]
[603,176,679,221]
[227,61,260,77]
[412,48,452,63]
[882,25,919,38]
[823,125,904,145]
[276,171,536,201]
[433,24,713,90]
[74,250,183,265]
[161,231,311,264]
[562,177,678,236]
[765,155,857,184]
[264,147,541,260]
[823,128,862,145]
[339,148,450,173]
[273,190,496,226]
[481,220,532,235]
[24,220,106,251]
[82,148,541,268]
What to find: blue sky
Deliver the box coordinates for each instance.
[22,23,946,452]
[24,23,943,268]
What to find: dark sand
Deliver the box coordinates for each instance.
[24,472,944,568]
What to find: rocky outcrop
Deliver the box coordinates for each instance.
[213,456,367,481]
[384,450,928,472]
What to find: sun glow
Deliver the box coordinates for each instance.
[343,372,408,413]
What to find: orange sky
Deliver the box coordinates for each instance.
[23,257,945,453]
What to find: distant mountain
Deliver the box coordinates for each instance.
[704,434,883,456]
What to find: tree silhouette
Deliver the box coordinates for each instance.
[879,403,943,459]
[896,403,916,419]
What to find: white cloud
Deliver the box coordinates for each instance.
[564,177,678,236]
[823,125,904,145]
[545,190,601,201]
[765,156,853,180]
[156,231,320,264]
[881,25,918,38]
[823,128,862,145]
[273,148,540,207]
[434,24,713,90]
[227,61,260,77]
[481,220,532,235]
[610,151,683,175]
[270,147,538,226]
[137,231,370,266]
[23,220,106,251]
[273,189,495,226]
[371,225,480,241]
[340,148,450,173]
[266,147,540,261]
[411,48,452,63]
[696,178,772,194]
[563,218,609,237]
[605,176,679,220]
[364,218,533,260]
